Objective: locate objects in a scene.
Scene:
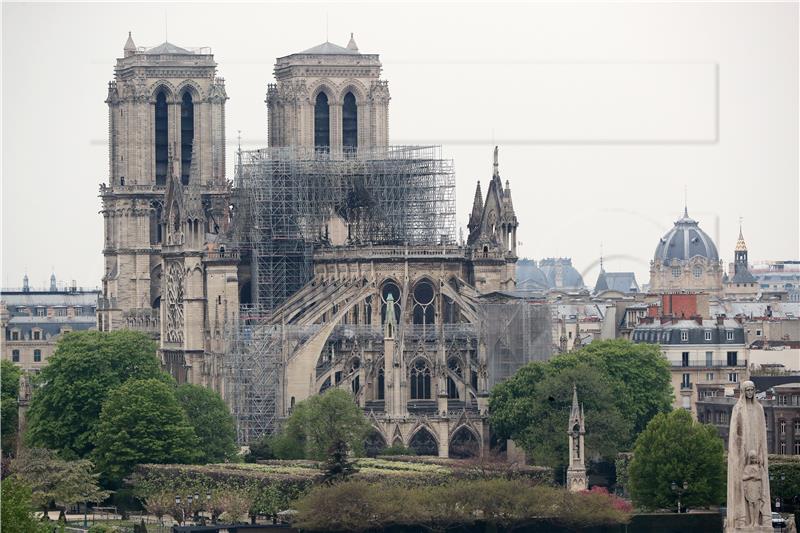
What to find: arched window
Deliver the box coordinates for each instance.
[180,92,194,184]
[342,91,357,151]
[693,265,703,278]
[314,92,330,150]
[446,376,459,399]
[410,359,431,399]
[154,90,169,185]
[412,279,435,326]
[449,427,479,458]
[381,281,402,325]
[409,428,438,456]
[377,367,385,400]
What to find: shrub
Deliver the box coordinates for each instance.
[292,478,632,531]
[377,444,416,456]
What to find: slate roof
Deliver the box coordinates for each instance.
[2,291,99,309]
[594,271,639,294]
[299,41,360,55]
[145,41,193,55]
[654,208,719,264]
[538,258,585,289]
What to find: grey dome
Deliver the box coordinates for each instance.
[654,208,718,264]
[516,259,549,290]
[539,258,584,289]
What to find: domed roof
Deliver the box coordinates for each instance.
[654,208,718,264]
[516,259,549,290]
[538,258,585,289]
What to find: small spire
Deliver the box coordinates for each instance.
[124,31,136,57]
[493,146,500,179]
[468,181,483,233]
[599,243,604,272]
[346,32,359,51]
[735,218,748,252]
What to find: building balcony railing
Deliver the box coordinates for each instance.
[671,359,748,368]
[680,382,693,390]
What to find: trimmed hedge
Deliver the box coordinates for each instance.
[293,478,632,532]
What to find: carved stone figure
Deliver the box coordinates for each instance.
[726,381,772,532]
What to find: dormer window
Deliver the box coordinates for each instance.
[705,330,712,341]
[726,330,734,341]
[681,330,689,342]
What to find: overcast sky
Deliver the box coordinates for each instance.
[2,1,798,290]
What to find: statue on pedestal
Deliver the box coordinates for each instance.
[726,380,772,532]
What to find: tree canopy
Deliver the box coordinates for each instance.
[174,383,238,463]
[26,331,165,458]
[628,409,725,509]
[489,339,672,467]
[92,378,200,486]
[10,448,108,513]
[0,477,50,533]
[1,360,22,455]
[272,388,371,460]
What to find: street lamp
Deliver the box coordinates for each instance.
[671,481,688,514]
[175,495,184,526]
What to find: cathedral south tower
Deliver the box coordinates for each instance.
[98,33,228,333]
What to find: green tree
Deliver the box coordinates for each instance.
[491,363,630,467]
[0,477,49,533]
[92,378,200,486]
[26,331,166,458]
[275,388,371,460]
[174,383,238,463]
[11,448,109,517]
[322,439,359,484]
[628,409,725,509]
[549,340,673,436]
[1,360,22,455]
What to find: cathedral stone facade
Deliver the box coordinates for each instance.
[99,35,533,457]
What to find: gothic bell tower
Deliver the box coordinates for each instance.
[99,33,228,333]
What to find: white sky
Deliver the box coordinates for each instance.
[2,1,798,290]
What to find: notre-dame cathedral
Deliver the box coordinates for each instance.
[98,33,549,457]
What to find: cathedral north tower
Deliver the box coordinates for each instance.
[266,34,390,151]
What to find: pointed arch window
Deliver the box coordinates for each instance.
[180,92,194,184]
[342,91,357,152]
[410,359,431,399]
[314,92,330,150]
[377,367,385,400]
[154,90,169,185]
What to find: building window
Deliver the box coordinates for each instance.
[32,331,41,341]
[706,351,713,366]
[755,329,762,336]
[73,306,82,315]
[681,373,691,388]
[726,330,734,341]
[706,372,714,381]
[672,266,681,278]
[55,308,67,317]
[33,349,41,362]
[693,265,703,278]
[778,395,788,406]
[780,420,786,435]
[11,331,19,341]
[409,359,431,400]
[795,441,800,455]
[12,350,20,362]
[795,420,800,433]
[154,89,169,185]
[704,330,712,341]
[727,351,738,366]
[728,372,738,383]
[682,352,689,367]
[36,308,46,317]
[180,91,194,184]
[314,92,330,150]
[780,442,786,455]
[342,91,358,151]
[681,330,689,342]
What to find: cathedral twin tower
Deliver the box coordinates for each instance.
[99,33,393,387]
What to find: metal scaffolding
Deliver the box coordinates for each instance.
[233,145,456,311]
[226,146,457,443]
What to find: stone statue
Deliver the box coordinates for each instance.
[726,380,772,532]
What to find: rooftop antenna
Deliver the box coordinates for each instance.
[683,185,688,217]
[599,242,604,271]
